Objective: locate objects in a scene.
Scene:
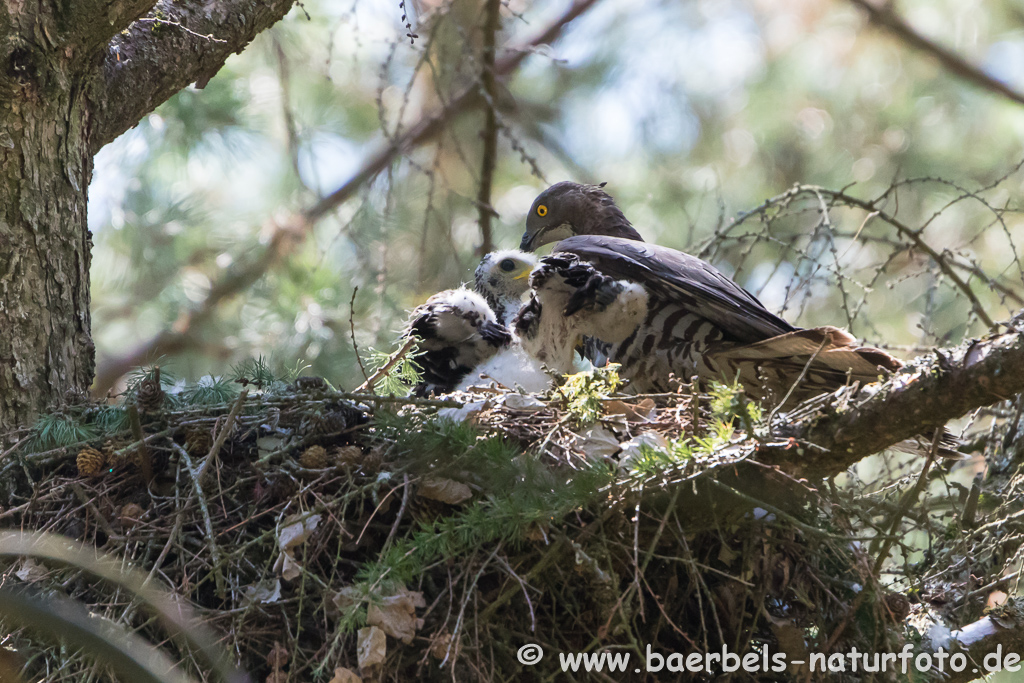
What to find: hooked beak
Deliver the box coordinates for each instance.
[513,267,532,281]
[519,231,535,252]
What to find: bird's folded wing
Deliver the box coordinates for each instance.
[709,326,903,379]
[554,235,796,343]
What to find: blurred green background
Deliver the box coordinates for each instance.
[86,0,1024,392]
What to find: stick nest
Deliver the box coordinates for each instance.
[0,376,1021,683]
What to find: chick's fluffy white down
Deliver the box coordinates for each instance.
[456,344,551,393]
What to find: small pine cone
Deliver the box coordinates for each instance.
[185,427,213,455]
[76,447,106,477]
[333,445,363,466]
[884,592,911,622]
[361,447,383,474]
[428,631,453,660]
[289,376,328,392]
[136,371,165,412]
[316,410,349,434]
[266,641,290,670]
[119,503,145,528]
[299,445,328,469]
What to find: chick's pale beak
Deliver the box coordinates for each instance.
[513,268,532,280]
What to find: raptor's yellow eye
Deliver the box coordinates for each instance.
[536,205,548,217]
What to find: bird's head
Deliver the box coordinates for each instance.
[475,249,537,312]
[520,181,642,252]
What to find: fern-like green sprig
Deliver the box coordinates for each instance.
[559,364,623,423]
[365,340,424,396]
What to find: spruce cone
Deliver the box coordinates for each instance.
[76,447,106,477]
[137,368,165,412]
[299,445,328,469]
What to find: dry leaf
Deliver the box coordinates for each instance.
[418,477,472,505]
[333,586,360,612]
[274,553,302,581]
[604,398,656,421]
[279,513,321,550]
[274,512,321,580]
[575,425,620,459]
[618,432,669,469]
[242,579,282,606]
[367,588,426,644]
[502,394,546,411]
[437,400,488,423]
[256,435,286,459]
[328,668,362,683]
[15,558,48,583]
[428,631,453,660]
[716,544,739,565]
[357,626,386,669]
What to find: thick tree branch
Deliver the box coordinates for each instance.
[61,0,157,54]
[848,0,1024,108]
[88,0,297,153]
[1,1,156,58]
[92,0,602,395]
[759,328,1024,478]
[946,608,1024,683]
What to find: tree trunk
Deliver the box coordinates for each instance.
[0,38,95,438]
[0,0,296,440]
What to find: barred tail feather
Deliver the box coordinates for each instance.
[711,326,901,383]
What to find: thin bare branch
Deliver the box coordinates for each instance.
[474,0,503,256]
[92,0,605,395]
[848,0,1024,108]
[818,186,998,329]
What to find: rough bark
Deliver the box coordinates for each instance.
[1,8,98,438]
[0,0,295,439]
